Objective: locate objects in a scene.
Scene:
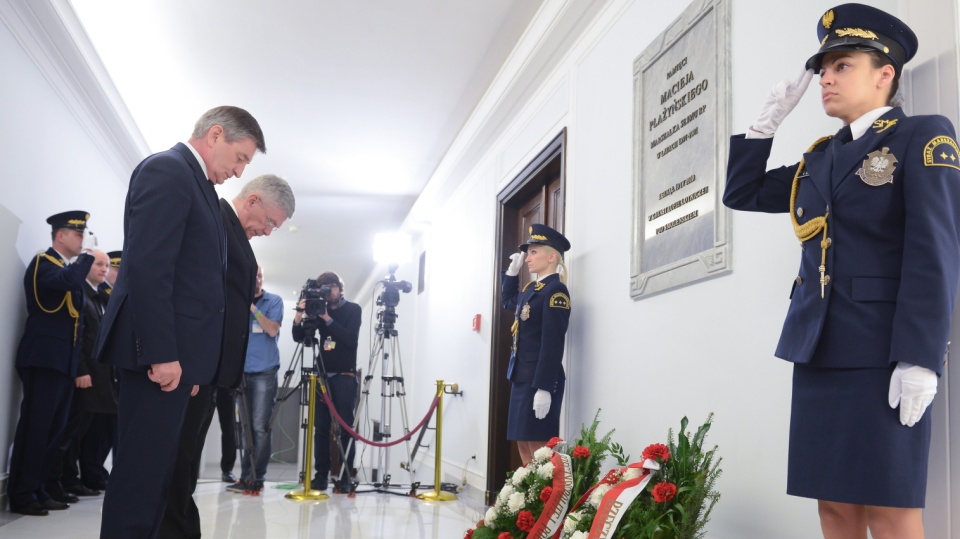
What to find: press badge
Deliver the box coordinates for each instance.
[252,320,264,333]
[324,336,336,351]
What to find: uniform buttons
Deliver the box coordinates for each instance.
[822,275,831,285]
[825,237,833,247]
[796,207,804,218]
[795,276,803,285]
[218,307,225,313]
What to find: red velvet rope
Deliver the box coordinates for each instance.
[320,389,441,448]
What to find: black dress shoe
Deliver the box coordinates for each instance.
[49,491,79,504]
[65,483,100,496]
[221,471,236,482]
[12,501,49,516]
[41,498,69,510]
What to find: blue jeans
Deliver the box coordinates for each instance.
[313,374,357,485]
[239,367,278,482]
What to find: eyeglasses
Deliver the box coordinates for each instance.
[257,198,280,231]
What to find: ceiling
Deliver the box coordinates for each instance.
[67,0,545,300]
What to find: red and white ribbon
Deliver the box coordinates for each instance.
[586,460,658,539]
[529,452,573,539]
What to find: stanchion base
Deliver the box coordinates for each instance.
[416,490,457,502]
[285,489,330,501]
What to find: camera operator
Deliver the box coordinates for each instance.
[292,271,361,491]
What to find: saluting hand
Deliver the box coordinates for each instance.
[748,68,814,138]
[506,252,524,277]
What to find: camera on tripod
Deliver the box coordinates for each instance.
[375,266,412,333]
[300,278,332,323]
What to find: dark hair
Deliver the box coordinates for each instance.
[867,51,900,105]
[317,271,344,291]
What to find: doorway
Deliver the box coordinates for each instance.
[485,129,566,504]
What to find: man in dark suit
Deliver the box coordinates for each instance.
[96,106,266,539]
[8,211,95,516]
[160,174,295,539]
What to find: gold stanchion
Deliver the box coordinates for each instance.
[417,379,457,501]
[286,372,329,501]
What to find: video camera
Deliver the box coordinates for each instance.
[376,265,412,334]
[300,278,332,320]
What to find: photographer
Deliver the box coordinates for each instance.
[292,271,361,491]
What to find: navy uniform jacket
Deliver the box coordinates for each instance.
[95,143,227,386]
[212,198,258,389]
[501,272,570,389]
[724,108,960,375]
[16,248,93,377]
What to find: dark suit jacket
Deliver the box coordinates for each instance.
[16,247,93,377]
[76,283,116,414]
[96,142,227,386]
[213,198,258,388]
[724,108,960,375]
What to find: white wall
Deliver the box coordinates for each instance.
[0,15,127,488]
[369,0,960,537]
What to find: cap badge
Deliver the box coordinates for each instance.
[822,10,834,29]
[836,28,879,40]
[856,147,898,186]
[530,234,548,241]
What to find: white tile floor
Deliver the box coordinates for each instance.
[0,470,485,538]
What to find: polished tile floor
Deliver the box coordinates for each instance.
[0,467,485,538]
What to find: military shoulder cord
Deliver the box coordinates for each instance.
[32,253,80,343]
[510,280,539,352]
[789,135,834,299]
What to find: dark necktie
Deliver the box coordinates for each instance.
[835,125,852,144]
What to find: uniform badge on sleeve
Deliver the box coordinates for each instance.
[548,293,571,309]
[856,147,897,186]
[923,136,960,171]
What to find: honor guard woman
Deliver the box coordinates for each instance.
[724,4,960,538]
[501,224,571,464]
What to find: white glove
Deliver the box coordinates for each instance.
[887,362,938,427]
[505,252,524,277]
[747,68,814,139]
[81,230,98,251]
[532,389,551,419]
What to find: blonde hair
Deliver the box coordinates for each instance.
[539,245,568,284]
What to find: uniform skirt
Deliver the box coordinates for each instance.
[787,364,931,508]
[506,379,564,441]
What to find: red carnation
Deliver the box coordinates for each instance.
[517,510,536,532]
[540,486,554,502]
[572,445,591,458]
[547,436,563,448]
[498,532,513,539]
[642,443,670,462]
[464,530,474,539]
[652,481,677,503]
[476,519,485,528]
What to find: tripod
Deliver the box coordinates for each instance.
[350,303,417,495]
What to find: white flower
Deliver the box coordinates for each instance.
[589,483,613,508]
[511,466,530,486]
[507,491,526,513]
[570,531,588,539]
[533,446,553,461]
[498,484,515,503]
[563,511,582,533]
[623,467,642,481]
[538,461,555,479]
[484,505,498,523]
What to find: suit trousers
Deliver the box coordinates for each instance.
[100,370,192,539]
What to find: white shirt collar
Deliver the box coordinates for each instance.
[848,106,893,141]
[184,141,211,183]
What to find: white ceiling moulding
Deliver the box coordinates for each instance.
[0,0,148,180]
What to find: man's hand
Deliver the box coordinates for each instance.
[748,68,814,138]
[888,362,937,427]
[532,389,551,419]
[148,361,182,392]
[76,375,92,388]
[81,230,98,252]
[190,385,200,397]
